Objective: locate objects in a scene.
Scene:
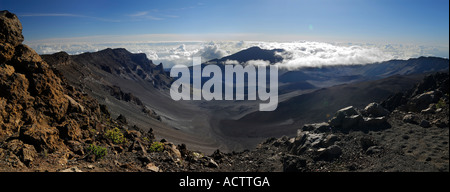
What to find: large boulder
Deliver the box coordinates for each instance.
[163,141,182,163]
[407,91,437,112]
[329,106,359,128]
[291,130,324,155]
[335,106,359,118]
[314,145,343,161]
[21,143,38,166]
[341,114,363,131]
[301,122,330,133]
[403,114,418,124]
[0,42,14,63]
[20,123,66,153]
[321,134,340,148]
[362,116,388,130]
[419,119,431,128]
[283,155,307,172]
[329,105,390,131]
[0,10,24,46]
[363,102,390,117]
[5,139,37,166]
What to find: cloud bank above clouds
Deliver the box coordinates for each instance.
[253,41,393,70]
[27,38,449,70]
[29,40,249,68]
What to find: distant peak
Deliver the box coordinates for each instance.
[100,47,130,54]
[210,46,285,64]
[53,51,70,56]
[247,46,263,50]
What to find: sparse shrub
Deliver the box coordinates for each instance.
[142,136,151,143]
[435,97,447,109]
[89,128,97,135]
[149,142,165,152]
[41,149,48,158]
[191,151,204,159]
[87,144,107,159]
[105,127,126,144]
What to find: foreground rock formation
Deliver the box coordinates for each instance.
[1,10,114,168]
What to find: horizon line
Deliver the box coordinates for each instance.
[24,33,450,49]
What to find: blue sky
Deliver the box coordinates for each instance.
[2,0,448,45]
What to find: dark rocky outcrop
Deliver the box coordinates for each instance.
[42,48,173,90]
[263,72,448,172]
[327,103,390,132]
[104,85,160,121]
[382,72,449,112]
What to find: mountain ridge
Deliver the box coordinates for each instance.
[207,46,284,65]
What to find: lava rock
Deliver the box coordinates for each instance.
[403,114,418,124]
[364,102,390,117]
[408,91,436,112]
[366,146,383,155]
[0,11,24,46]
[341,114,363,131]
[362,116,388,130]
[321,134,340,148]
[360,136,377,151]
[283,155,307,172]
[329,106,366,132]
[419,120,431,128]
[315,145,343,161]
[302,122,331,133]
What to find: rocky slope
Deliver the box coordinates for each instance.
[40,43,222,154]
[212,72,448,172]
[42,48,172,90]
[41,49,165,124]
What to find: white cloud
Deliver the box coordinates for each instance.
[253,41,393,70]
[128,11,149,17]
[127,10,173,21]
[198,42,229,61]
[252,41,448,70]
[245,60,271,67]
[224,60,239,65]
[27,38,448,70]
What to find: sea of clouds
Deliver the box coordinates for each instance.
[27,39,448,70]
